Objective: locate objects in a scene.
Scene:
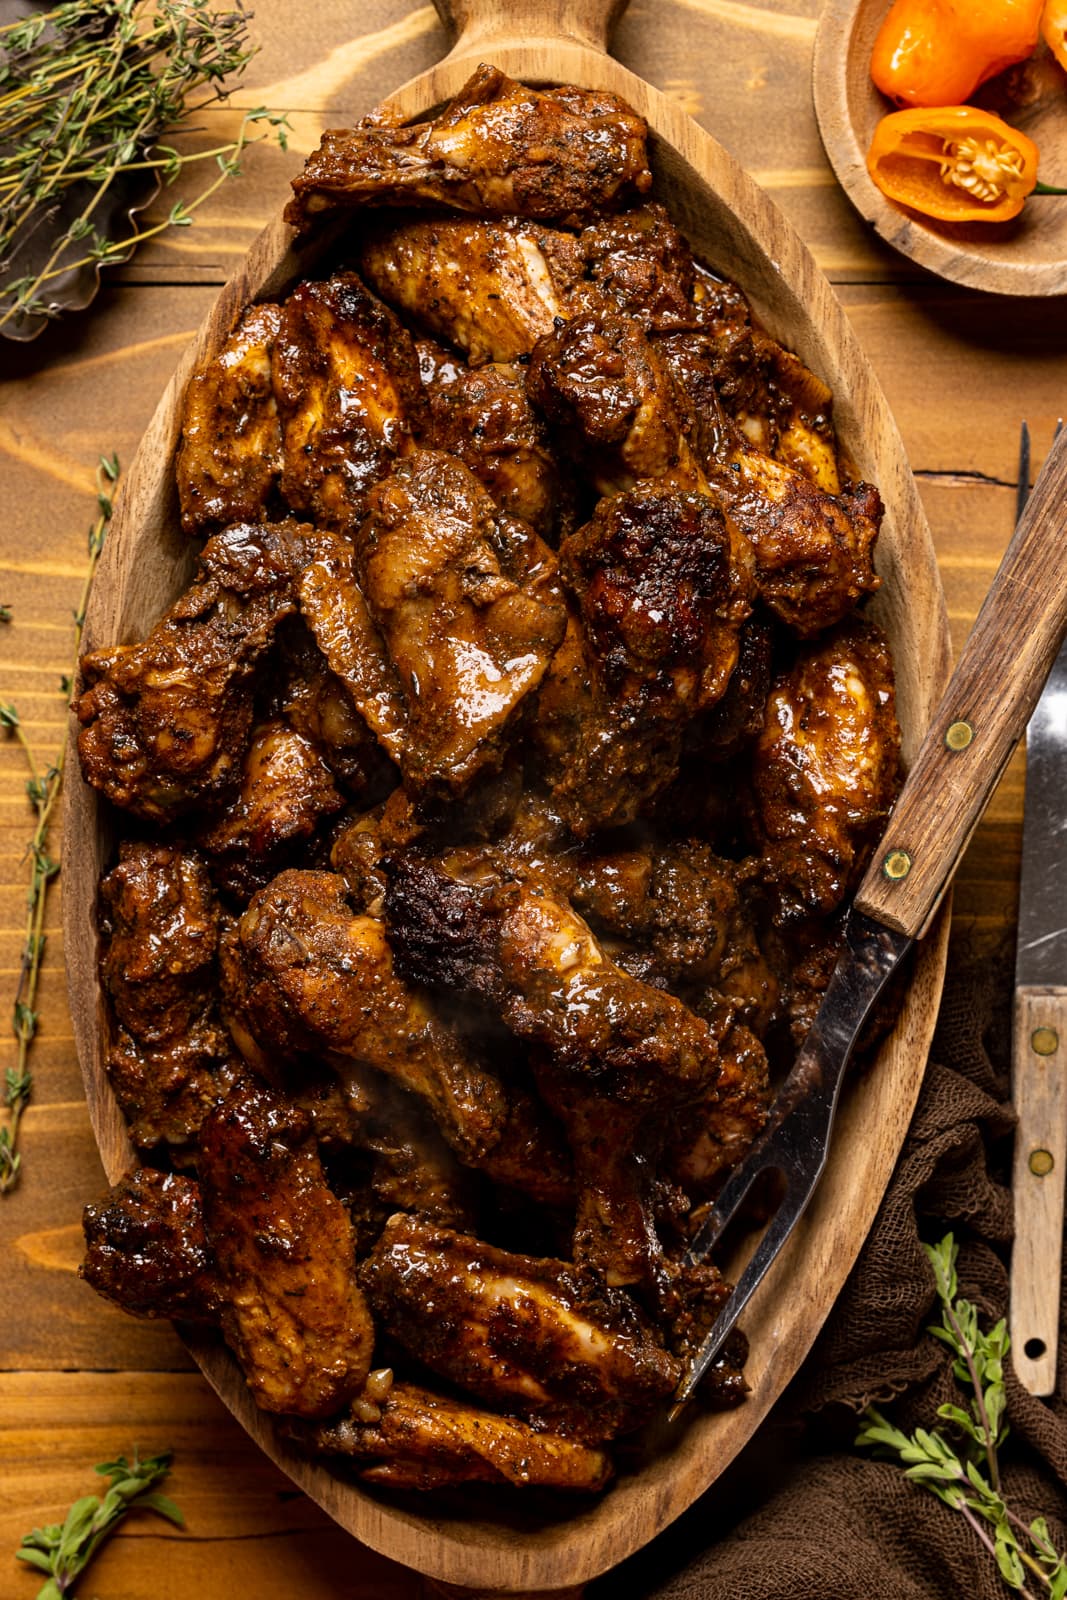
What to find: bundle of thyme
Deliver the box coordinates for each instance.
[0,0,289,335]
[0,455,117,1195]
[857,1235,1067,1598]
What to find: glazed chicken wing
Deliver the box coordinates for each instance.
[750,621,901,924]
[197,717,345,901]
[176,303,284,536]
[656,330,882,634]
[77,520,317,821]
[81,1167,218,1322]
[353,450,566,797]
[360,215,583,366]
[527,310,704,495]
[416,340,561,537]
[286,65,651,229]
[294,1380,612,1492]
[198,1078,374,1417]
[361,1215,679,1442]
[98,843,241,1159]
[273,271,423,531]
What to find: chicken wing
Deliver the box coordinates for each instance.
[81,1167,218,1322]
[222,869,572,1204]
[353,450,567,797]
[534,486,754,831]
[270,618,395,798]
[360,215,583,366]
[750,621,902,924]
[273,271,423,531]
[361,1215,679,1442]
[416,340,561,537]
[197,717,345,901]
[286,65,651,229]
[97,843,241,1158]
[77,520,316,821]
[176,303,283,536]
[656,329,882,635]
[384,854,729,1284]
[526,310,704,495]
[291,1381,613,1492]
[198,1078,374,1417]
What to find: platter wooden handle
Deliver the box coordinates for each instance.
[1010,986,1067,1397]
[854,422,1067,940]
[431,0,630,56]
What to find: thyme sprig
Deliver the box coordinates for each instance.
[0,454,117,1195]
[857,1235,1067,1598]
[0,0,290,334]
[17,1449,183,1598]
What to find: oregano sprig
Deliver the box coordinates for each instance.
[0,454,117,1194]
[17,1449,183,1598]
[857,1235,1067,1598]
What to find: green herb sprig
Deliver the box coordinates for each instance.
[0,0,290,334]
[857,1235,1067,1598]
[0,454,117,1194]
[17,1449,183,1598]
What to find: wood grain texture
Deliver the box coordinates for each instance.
[60,2,953,1592]
[2,2,1065,1597]
[814,0,1067,295]
[855,426,1067,938]
[1010,987,1067,1398]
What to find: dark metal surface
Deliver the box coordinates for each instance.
[670,911,911,1417]
[1015,419,1067,989]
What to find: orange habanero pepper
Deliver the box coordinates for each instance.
[871,0,1044,106]
[1042,0,1067,71]
[866,105,1040,221]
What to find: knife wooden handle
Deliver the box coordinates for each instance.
[855,424,1067,939]
[1010,986,1067,1398]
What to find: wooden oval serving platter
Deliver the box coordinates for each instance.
[64,0,953,1592]
[814,0,1067,295]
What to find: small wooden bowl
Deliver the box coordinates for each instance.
[814,0,1067,295]
[65,0,953,1592]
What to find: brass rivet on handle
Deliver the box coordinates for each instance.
[945,719,974,751]
[1030,1148,1055,1177]
[883,848,912,881]
[1032,1027,1059,1056]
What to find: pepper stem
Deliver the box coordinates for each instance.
[1034,182,1067,195]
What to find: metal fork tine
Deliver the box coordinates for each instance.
[669,1170,817,1421]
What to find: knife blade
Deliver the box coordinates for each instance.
[671,421,1067,1417]
[1010,419,1067,1399]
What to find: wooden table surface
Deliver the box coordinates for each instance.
[2,2,1066,1595]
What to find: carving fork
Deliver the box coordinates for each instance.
[671,422,1067,1419]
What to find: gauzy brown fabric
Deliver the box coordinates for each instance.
[593,949,1067,1599]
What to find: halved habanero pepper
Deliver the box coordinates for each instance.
[1042,0,1067,72]
[871,0,1044,107]
[866,105,1039,222]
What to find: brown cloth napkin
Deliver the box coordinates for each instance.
[593,948,1067,1599]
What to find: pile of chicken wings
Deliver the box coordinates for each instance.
[77,67,902,1495]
